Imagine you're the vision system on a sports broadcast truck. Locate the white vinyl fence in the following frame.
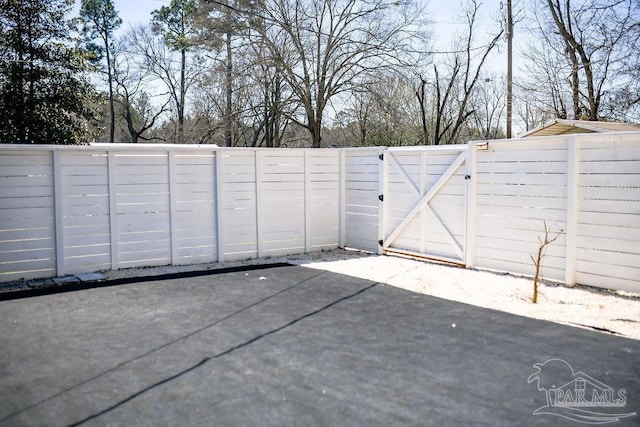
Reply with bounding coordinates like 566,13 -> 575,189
343,132 -> 639,293
1,132 -> 639,293
469,133 -> 640,292
0,145 -> 342,282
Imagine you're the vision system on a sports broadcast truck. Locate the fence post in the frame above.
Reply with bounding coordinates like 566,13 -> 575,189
339,149 -> 346,248
465,141 -> 478,269
304,150 -> 312,253
565,136 -> 579,286
108,151 -> 119,270
419,151 -> 427,254
214,148 -> 225,263
255,150 -> 264,258
377,147 -> 387,255
168,151 -> 178,265
53,150 -> 65,277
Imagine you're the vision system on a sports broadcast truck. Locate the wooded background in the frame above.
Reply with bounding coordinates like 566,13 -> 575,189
1,0 -> 639,147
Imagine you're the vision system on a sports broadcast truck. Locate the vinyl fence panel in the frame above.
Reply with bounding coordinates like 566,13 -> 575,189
170,151 -> 218,265
574,134 -> 640,291
474,138 -> 569,282
342,148 -> 382,253
0,151 -> 56,281
220,150 -> 259,260
61,151 -> 111,274
468,133 -> 640,292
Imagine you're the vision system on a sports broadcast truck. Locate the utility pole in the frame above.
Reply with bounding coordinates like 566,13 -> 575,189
506,0 -> 513,138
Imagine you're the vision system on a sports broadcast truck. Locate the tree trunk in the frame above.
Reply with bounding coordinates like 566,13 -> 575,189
224,7 -> 233,147
264,80 -> 272,147
310,119 -> 322,148
433,66 -> 443,145
569,47 -> 581,119
416,78 -> 429,145
105,34 -> 115,143
178,47 -> 186,143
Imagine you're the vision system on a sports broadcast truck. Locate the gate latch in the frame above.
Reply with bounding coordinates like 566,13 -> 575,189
378,194 -> 384,202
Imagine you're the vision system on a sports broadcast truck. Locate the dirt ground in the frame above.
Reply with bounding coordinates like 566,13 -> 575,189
293,250 -> 640,340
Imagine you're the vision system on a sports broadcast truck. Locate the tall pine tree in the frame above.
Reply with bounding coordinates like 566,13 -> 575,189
152,0 -> 198,144
0,0 -> 97,144
80,0 -> 121,143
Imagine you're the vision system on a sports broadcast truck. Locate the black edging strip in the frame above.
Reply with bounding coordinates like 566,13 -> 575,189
0,263 -> 293,302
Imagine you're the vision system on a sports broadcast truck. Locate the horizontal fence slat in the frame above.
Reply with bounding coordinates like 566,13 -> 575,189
575,272 -> 639,293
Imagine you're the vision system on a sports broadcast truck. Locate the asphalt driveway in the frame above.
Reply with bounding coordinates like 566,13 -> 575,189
0,264 -> 638,426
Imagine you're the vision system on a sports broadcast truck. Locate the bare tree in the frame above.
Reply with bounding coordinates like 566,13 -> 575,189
524,0 -> 640,121
518,39 -> 573,120
111,34 -> 171,143
196,1 -> 240,146
243,13 -> 297,147
416,0 -> 503,145
246,52 -> 295,147
130,24 -> 204,143
151,0 -> 201,142
80,0 -> 122,143
367,73 -> 422,146
512,83 -> 556,133
531,221 -> 563,304
330,71 -> 423,147
471,74 -> 506,139
336,90 -> 375,146
257,0 -> 427,147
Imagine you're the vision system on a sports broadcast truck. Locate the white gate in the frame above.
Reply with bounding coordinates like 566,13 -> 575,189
379,146 -> 469,265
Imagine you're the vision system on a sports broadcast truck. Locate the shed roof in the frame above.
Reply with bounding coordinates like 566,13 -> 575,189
520,119 -> 640,138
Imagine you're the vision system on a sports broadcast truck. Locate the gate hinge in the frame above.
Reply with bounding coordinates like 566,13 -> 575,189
378,194 -> 384,202
378,153 -> 384,161
378,239 -> 384,246
464,174 -> 471,180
